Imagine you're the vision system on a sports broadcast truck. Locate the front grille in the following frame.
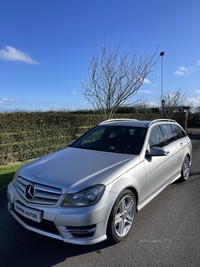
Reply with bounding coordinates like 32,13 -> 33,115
15,176 -> 62,206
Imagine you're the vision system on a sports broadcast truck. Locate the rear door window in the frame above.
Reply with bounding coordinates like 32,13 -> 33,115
171,124 -> 186,139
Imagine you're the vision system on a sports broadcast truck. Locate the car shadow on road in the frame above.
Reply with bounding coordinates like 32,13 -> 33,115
171,173 -> 200,186
25,232 -> 115,266
0,209 -> 117,267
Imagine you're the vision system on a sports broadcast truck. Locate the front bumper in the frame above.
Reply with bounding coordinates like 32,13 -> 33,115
7,182 -> 116,245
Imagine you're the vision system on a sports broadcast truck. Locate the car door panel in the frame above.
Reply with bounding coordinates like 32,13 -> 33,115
144,125 -> 173,200
144,150 -> 172,199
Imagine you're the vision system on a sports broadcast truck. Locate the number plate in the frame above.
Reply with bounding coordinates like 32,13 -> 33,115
14,201 -> 42,223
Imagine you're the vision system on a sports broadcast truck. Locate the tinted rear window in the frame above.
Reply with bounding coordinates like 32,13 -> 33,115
171,124 -> 187,139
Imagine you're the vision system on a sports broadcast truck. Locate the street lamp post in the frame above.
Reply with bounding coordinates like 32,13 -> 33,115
162,99 -> 166,118
160,51 -> 165,117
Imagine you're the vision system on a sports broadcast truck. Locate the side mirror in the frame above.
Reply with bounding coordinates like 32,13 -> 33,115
146,146 -> 167,157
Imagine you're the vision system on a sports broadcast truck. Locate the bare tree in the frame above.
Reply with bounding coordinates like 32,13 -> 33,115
192,106 -> 200,113
81,39 -> 159,119
163,88 -> 192,118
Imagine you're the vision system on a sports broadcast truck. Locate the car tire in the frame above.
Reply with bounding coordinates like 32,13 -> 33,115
107,189 -> 136,243
180,155 -> 190,182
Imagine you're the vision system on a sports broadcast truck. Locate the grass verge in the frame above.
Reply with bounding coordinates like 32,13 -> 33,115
0,162 -> 28,188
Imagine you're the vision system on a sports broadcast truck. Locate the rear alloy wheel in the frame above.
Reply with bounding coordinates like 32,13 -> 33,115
107,189 -> 136,243
180,155 -> 190,182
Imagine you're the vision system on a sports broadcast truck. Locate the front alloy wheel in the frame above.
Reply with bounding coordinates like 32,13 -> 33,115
107,189 -> 136,243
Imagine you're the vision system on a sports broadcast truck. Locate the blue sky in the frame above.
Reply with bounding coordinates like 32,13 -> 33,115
0,0 -> 200,112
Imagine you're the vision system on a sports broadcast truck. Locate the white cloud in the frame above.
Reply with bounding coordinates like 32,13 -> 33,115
174,70 -> 184,76
0,97 -> 15,104
143,78 -> 151,84
174,65 -> 191,76
71,91 -> 78,95
0,97 -> 25,105
147,101 -> 158,107
139,90 -> 154,94
0,46 -> 39,64
179,66 -> 188,72
139,78 -> 151,84
174,61 -> 200,76
186,90 -> 200,105
187,97 -> 200,104
152,83 -> 158,87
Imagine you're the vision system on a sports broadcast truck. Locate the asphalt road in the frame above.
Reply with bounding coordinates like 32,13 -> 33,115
1,135 -> 200,267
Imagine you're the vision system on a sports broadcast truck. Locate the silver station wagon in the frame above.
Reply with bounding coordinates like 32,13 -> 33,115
7,119 -> 192,245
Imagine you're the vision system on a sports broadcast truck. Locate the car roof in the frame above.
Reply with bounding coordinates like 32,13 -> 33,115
98,119 -> 177,128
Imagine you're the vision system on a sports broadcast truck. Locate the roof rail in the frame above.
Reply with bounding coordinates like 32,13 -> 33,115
99,118 -> 139,124
149,119 -> 177,126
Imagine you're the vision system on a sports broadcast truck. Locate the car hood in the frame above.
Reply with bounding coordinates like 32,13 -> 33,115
19,147 -> 139,194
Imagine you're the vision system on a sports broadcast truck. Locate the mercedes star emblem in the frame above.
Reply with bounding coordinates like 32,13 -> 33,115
25,184 -> 35,200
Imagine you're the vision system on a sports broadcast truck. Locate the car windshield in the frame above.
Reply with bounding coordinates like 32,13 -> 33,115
72,125 -> 147,155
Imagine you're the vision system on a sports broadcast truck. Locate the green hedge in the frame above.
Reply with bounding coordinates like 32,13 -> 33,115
0,111 -> 160,165
0,111 -> 103,165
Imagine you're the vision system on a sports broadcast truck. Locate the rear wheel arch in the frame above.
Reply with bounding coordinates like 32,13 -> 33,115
180,154 -> 191,182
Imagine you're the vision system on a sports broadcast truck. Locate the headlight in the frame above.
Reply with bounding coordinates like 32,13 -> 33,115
12,171 -> 19,188
61,185 -> 105,207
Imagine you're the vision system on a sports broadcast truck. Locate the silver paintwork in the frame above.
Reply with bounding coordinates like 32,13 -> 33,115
7,119 -> 192,245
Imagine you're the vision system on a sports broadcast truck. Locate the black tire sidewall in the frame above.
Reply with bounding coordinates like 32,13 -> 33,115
180,155 -> 190,182
107,189 -> 136,243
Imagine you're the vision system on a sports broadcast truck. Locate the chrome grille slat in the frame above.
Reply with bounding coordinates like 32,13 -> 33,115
34,185 -> 61,194
17,182 -> 26,192
15,176 -> 62,206
34,190 -> 60,200
17,187 -> 24,196
17,177 -> 29,186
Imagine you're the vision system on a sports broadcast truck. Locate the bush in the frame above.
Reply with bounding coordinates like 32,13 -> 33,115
0,111 -> 102,165
0,110 -> 160,165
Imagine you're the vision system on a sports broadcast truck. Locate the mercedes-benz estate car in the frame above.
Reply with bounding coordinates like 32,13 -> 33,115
7,119 -> 192,245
